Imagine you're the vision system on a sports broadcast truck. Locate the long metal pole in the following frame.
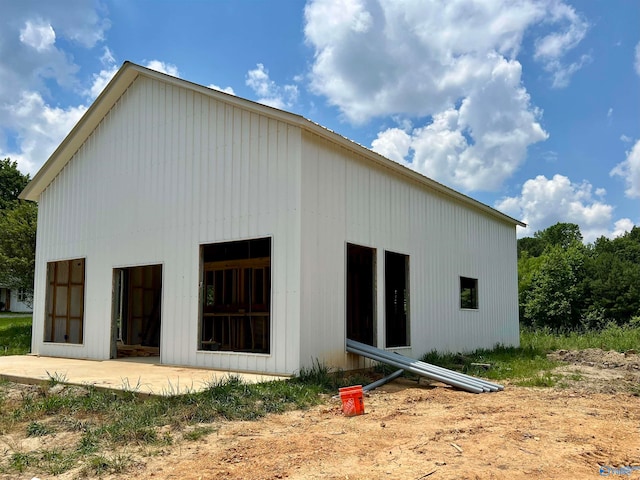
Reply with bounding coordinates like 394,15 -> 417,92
363,369 -> 404,392
348,339 -> 502,390
347,339 -> 501,393
347,342 -> 484,393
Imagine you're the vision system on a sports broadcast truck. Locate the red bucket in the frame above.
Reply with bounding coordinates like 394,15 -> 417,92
339,385 -> 365,416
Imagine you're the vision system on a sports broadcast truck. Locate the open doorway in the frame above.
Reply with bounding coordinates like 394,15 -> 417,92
385,251 -> 410,347
346,243 -> 376,346
111,264 -> 162,359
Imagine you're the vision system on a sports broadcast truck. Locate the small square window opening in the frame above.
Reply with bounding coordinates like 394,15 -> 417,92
460,277 -> 478,310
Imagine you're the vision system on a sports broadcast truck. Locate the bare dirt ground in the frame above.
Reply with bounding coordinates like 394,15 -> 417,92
4,349 -> 640,479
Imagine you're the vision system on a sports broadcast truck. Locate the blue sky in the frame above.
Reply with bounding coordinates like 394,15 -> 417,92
1,0 -> 638,241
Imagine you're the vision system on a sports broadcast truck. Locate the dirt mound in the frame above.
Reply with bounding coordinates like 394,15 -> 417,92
547,348 -> 640,394
548,348 -> 640,370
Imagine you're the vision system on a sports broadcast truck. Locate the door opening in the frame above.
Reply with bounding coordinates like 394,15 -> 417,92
385,251 -> 410,347
346,243 -> 376,346
111,264 -> 162,359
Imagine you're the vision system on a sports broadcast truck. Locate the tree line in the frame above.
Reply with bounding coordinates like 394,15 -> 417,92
0,158 -> 36,307
518,222 -> 640,330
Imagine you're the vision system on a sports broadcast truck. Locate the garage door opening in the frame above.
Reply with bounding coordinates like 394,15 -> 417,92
111,264 -> 162,359
346,243 -> 376,346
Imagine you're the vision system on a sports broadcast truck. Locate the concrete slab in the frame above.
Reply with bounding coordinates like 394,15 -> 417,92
0,355 -> 289,396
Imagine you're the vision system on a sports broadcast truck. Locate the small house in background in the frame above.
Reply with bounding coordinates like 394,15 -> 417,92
20,62 -> 522,375
0,286 -> 32,313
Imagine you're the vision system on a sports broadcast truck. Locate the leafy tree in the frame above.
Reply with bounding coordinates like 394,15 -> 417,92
0,158 -> 30,210
523,242 -> 587,330
517,251 -> 544,323
0,159 -> 36,305
517,236 -> 544,258
583,228 -> 640,326
0,202 -> 37,299
534,222 -> 583,250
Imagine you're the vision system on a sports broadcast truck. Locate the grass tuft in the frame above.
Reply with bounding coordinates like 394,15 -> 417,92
26,421 -> 53,437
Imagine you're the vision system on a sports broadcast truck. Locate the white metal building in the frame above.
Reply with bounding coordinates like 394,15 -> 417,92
0,286 -> 32,313
20,62 -> 522,375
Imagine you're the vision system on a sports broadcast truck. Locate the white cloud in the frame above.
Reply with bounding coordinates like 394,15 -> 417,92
612,218 -> 635,238
547,53 -> 591,89
0,3 -> 110,175
496,174 -> 630,242
303,0 -> 590,191
533,2 -> 590,87
208,84 -> 236,95
371,128 -> 412,164
19,19 -> 56,52
245,63 -> 299,109
607,107 -> 613,118
635,41 -> 640,76
0,91 -> 86,175
145,60 -> 180,77
86,47 -> 119,99
620,134 -> 633,143
372,56 -> 548,191
610,140 -> 640,199
533,2 -> 588,59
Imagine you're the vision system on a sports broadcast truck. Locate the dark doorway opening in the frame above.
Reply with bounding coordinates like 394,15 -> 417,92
346,243 -> 376,346
385,251 -> 410,348
111,264 -> 162,359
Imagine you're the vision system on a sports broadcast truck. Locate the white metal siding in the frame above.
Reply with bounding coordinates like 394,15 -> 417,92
32,77 -> 301,374
299,132 -> 519,370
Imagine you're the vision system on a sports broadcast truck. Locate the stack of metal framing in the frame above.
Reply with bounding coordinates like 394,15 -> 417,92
346,339 -> 503,394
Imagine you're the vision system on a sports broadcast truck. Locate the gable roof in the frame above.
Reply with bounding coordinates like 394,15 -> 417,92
20,61 -> 525,227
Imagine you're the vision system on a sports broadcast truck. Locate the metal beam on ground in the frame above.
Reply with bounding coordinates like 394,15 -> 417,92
346,339 -> 503,394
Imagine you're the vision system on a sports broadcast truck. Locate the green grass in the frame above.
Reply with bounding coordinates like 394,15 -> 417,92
0,314 -> 32,356
521,322 -> 640,352
421,323 -> 640,388
0,367 -> 358,477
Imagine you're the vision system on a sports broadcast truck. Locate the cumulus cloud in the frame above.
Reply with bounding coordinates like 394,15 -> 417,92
304,0 -> 587,191
610,140 -> 640,199
208,84 -> 236,95
245,63 -> 299,109
372,56 -> 548,190
20,19 -> 56,52
0,92 -> 87,175
86,47 -> 119,99
496,174 -> 632,242
612,218 -> 635,238
145,60 -> 180,77
0,1 -> 109,174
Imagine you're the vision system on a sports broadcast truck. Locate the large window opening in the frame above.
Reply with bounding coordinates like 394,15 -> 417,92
111,265 -> 162,359
385,251 -> 410,348
200,237 -> 271,353
460,276 -> 478,309
346,243 -> 376,346
45,258 -> 85,344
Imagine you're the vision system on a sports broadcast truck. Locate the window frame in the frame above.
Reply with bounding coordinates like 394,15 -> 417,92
44,258 -> 86,344
459,276 -> 478,310
199,237 -> 272,354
